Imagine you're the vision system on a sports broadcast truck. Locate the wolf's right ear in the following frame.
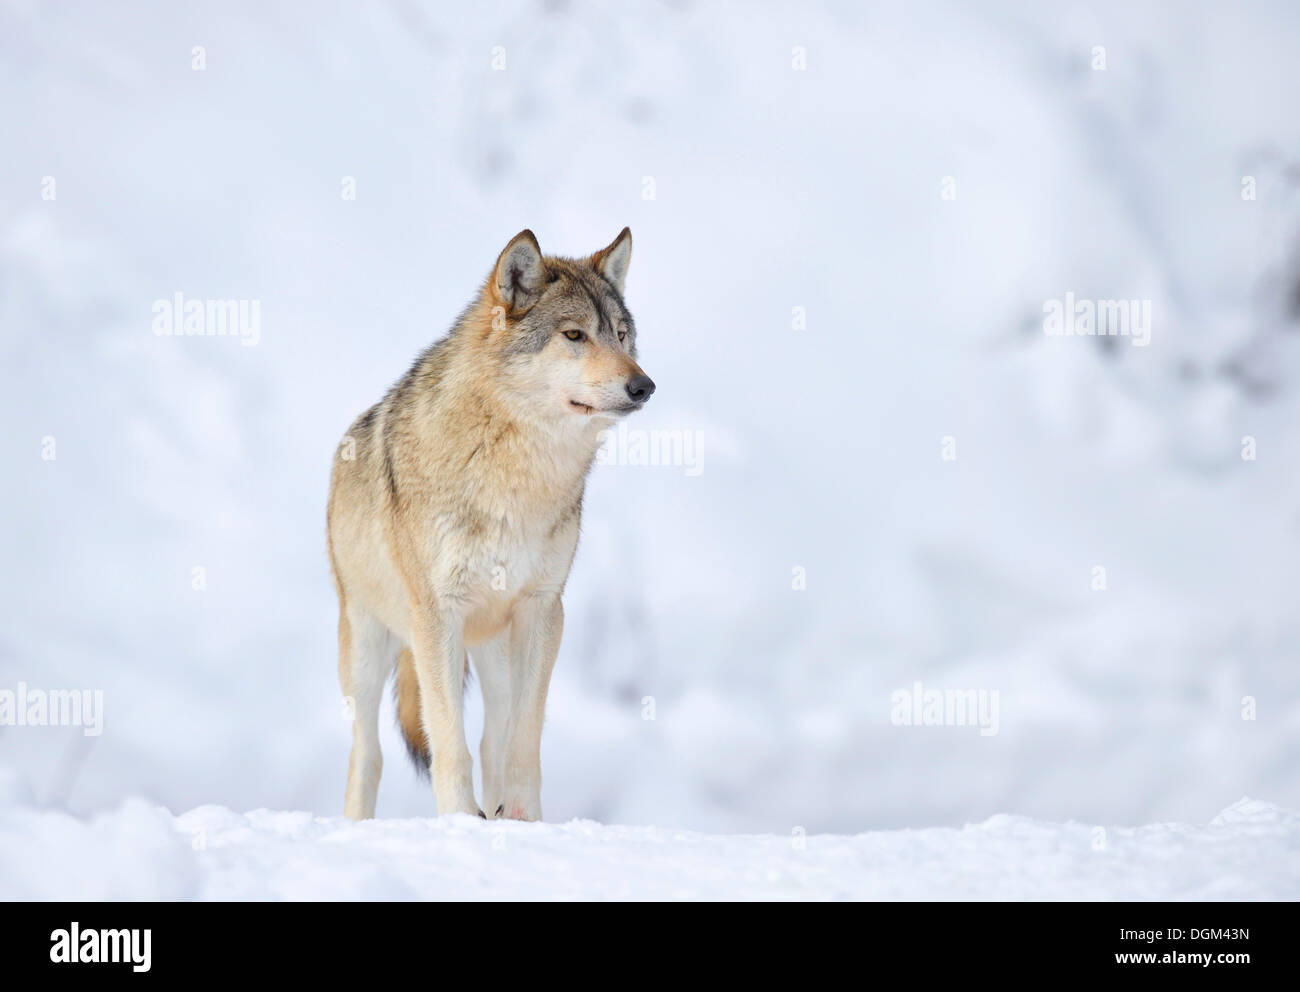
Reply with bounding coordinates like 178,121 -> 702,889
590,227 -> 632,294
493,230 -> 547,312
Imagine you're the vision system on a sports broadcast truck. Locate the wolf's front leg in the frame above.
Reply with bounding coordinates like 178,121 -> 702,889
411,605 -> 482,817
472,632 -> 513,819
499,593 -> 564,821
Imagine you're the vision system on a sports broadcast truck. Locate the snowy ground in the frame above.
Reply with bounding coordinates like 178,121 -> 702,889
2,790 -> 1295,901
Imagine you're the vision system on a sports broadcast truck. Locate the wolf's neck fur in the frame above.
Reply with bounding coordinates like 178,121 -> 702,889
395,295 -> 605,527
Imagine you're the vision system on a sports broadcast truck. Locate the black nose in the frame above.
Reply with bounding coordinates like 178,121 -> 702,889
626,374 -> 656,402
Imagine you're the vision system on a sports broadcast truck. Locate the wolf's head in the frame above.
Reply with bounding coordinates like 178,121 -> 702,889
481,228 -> 654,422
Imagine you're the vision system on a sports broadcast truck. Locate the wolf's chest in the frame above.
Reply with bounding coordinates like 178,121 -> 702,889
426,507 -> 574,643
468,526 -> 551,593
450,529 -> 553,645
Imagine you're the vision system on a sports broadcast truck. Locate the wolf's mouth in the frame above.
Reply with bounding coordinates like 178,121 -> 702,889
569,399 -> 644,416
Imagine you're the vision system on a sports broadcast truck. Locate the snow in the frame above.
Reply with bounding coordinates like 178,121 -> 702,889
2,0 -> 1300,897
2,792 -> 1294,900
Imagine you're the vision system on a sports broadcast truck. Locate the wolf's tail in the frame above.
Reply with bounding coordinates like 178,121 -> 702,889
394,647 -> 430,777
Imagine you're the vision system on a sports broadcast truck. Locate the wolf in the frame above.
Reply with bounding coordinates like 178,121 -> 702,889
327,228 -> 653,821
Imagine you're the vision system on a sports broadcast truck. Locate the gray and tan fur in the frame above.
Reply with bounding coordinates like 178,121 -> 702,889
327,228 -> 653,820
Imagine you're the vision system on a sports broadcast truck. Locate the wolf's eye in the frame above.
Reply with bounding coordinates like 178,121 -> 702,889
563,329 -> 585,342
617,331 -> 627,343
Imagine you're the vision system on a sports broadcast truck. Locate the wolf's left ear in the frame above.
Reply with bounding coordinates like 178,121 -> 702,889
494,229 -> 547,311
590,227 -> 632,294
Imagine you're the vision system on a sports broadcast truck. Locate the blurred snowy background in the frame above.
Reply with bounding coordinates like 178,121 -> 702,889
2,0 -> 1299,837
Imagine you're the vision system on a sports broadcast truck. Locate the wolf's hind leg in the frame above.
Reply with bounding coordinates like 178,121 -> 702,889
339,607 -> 395,820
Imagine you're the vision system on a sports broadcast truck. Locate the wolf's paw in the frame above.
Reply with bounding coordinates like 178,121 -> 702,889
495,801 -> 540,821
439,805 -> 485,819
434,791 -> 485,819
433,773 -> 483,819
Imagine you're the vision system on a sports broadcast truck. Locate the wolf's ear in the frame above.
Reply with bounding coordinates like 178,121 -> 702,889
590,227 -> 632,293
493,230 -> 547,311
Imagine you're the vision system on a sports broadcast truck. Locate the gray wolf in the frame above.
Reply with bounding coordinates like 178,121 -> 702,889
327,228 -> 653,820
